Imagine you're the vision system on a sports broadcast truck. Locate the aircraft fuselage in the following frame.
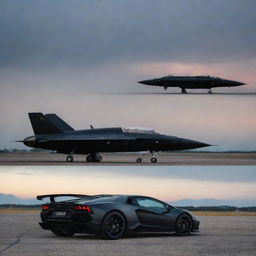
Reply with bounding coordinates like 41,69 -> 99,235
24,127 -> 209,154
138,75 -> 245,92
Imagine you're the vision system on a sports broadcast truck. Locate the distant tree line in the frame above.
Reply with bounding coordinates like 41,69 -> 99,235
0,204 -> 41,209
179,206 -> 256,212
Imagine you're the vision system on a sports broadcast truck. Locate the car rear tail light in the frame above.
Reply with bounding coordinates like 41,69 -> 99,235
42,205 -> 50,210
74,205 -> 92,213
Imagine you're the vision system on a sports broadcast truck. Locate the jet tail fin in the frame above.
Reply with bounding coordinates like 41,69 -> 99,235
45,114 -> 74,132
28,113 -> 63,135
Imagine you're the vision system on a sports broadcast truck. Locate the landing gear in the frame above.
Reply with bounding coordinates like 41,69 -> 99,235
150,151 -> 158,163
151,157 -> 157,163
66,155 -> 73,163
66,149 -> 75,163
208,89 -> 213,94
136,152 -> 158,163
164,85 -> 168,91
136,158 -> 142,163
86,153 -> 103,162
181,88 -> 187,94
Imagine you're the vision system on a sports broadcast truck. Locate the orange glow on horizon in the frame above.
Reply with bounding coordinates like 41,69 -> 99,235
0,167 -> 255,202
131,59 -> 256,83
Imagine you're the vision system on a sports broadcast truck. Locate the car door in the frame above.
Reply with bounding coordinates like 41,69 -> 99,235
132,197 -> 171,231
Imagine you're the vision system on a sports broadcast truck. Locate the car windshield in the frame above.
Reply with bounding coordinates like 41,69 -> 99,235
135,197 -> 167,213
122,127 -> 160,135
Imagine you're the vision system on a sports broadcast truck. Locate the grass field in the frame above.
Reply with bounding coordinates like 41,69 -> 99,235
0,209 -> 40,213
191,211 -> 256,216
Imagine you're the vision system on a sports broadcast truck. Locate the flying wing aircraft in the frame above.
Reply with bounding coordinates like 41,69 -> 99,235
20,113 -> 211,163
138,75 -> 245,94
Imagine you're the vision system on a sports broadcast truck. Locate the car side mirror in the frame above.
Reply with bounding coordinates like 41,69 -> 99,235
163,205 -> 171,214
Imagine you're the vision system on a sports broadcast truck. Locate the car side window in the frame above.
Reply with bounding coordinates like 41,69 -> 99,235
135,197 -> 167,213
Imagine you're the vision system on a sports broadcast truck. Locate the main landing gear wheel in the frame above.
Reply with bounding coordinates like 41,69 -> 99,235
136,158 -> 142,163
208,89 -> 213,94
100,211 -> 126,240
86,154 -> 103,162
175,213 -> 192,236
66,155 -> 73,162
151,157 -> 157,163
181,88 -> 187,94
51,229 -> 74,237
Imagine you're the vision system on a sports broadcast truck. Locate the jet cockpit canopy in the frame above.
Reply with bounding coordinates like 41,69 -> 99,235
122,127 -> 161,135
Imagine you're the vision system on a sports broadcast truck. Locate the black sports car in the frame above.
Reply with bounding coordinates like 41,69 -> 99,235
37,194 -> 200,240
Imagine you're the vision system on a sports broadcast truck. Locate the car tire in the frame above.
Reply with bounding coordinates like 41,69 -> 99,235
51,229 -> 74,237
100,211 -> 126,240
175,213 -> 192,236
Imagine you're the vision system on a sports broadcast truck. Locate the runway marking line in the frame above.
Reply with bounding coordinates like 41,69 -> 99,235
0,234 -> 23,255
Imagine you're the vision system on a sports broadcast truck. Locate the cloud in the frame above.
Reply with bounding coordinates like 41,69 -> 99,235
0,0 -> 255,150
1,166 -> 256,201
0,0 -> 256,69
132,59 -> 256,82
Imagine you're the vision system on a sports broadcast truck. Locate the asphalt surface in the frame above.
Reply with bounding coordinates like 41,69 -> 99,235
0,152 -> 256,165
0,213 -> 256,256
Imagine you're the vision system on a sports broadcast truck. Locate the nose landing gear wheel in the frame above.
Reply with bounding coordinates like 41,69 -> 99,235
151,157 -> 157,163
181,88 -> 187,94
66,155 -> 73,162
136,158 -> 142,163
86,154 -> 103,162
86,155 -> 93,162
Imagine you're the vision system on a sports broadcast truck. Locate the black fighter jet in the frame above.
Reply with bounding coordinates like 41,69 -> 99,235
138,75 -> 245,94
20,112 -> 210,163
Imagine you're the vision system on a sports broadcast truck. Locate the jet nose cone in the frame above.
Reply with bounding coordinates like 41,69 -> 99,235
237,81 -> 246,86
138,79 -> 157,85
193,141 -> 211,149
138,80 -> 150,85
181,139 -> 211,150
230,80 -> 246,86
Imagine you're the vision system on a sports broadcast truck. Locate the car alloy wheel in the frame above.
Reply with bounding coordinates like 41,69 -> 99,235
176,213 -> 192,236
101,211 -> 126,240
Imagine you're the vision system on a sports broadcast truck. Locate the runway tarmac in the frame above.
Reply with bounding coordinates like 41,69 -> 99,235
0,213 -> 255,256
0,152 -> 255,165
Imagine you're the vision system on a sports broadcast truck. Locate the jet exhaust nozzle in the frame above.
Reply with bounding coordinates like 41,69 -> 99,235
23,136 -> 37,147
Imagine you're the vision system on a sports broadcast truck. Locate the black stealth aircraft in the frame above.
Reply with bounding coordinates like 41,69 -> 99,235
20,113 -> 210,163
139,75 -> 245,94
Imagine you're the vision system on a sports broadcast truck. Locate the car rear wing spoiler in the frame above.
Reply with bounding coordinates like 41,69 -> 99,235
36,194 -> 92,202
